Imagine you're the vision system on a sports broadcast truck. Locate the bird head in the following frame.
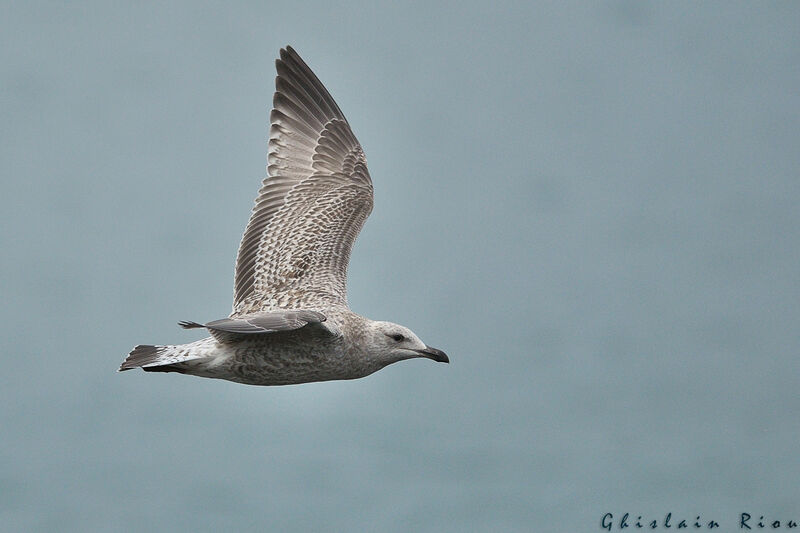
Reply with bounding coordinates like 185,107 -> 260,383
368,321 -> 449,365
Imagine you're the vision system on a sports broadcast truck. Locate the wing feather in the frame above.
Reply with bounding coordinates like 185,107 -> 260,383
180,310 -> 335,343
232,46 -> 373,316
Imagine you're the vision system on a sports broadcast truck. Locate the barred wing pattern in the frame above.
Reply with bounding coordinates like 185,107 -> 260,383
232,46 -> 373,316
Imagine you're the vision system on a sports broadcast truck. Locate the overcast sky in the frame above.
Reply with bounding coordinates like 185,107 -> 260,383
1,2 -> 799,531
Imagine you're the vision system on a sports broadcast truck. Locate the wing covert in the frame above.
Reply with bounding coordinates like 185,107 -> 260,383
179,310 -> 337,343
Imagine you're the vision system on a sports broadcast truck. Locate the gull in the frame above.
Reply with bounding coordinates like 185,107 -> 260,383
119,46 -> 449,385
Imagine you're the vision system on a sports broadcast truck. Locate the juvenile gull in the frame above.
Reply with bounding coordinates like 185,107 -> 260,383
119,46 -> 448,385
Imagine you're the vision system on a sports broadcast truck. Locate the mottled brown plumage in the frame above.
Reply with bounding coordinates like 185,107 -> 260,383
120,46 -> 447,385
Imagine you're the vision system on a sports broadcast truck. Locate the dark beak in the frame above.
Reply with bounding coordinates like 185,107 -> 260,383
417,345 -> 449,363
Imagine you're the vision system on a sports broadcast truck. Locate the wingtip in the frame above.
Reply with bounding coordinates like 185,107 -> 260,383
280,45 -> 307,69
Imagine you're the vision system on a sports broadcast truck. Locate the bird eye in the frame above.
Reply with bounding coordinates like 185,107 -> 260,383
391,334 -> 404,342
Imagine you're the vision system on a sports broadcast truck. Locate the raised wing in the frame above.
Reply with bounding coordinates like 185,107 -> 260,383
232,46 -> 373,316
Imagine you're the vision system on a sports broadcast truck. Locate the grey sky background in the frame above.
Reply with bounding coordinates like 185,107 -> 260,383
1,1 -> 799,531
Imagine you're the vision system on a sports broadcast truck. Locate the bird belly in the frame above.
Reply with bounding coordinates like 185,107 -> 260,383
187,339 -> 372,386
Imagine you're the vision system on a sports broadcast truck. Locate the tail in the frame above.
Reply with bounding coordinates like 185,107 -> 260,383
119,345 -> 188,373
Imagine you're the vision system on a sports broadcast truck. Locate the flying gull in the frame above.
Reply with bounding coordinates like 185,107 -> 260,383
119,46 -> 449,385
